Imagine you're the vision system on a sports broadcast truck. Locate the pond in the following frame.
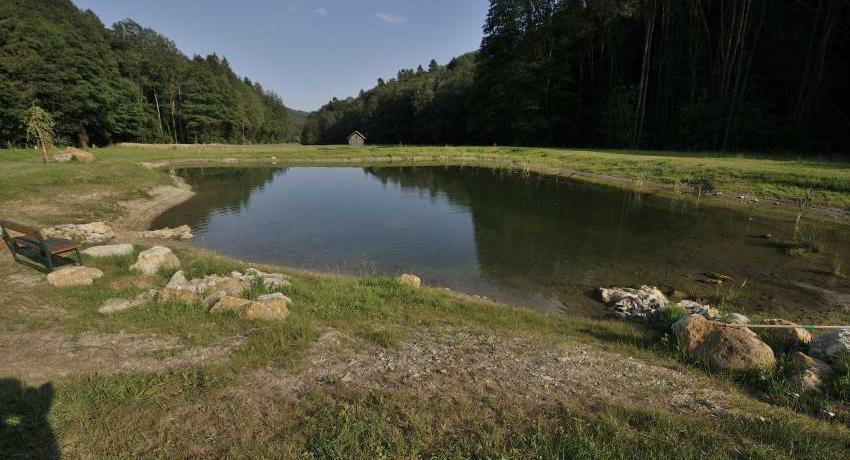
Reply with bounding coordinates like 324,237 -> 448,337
152,166 -> 850,321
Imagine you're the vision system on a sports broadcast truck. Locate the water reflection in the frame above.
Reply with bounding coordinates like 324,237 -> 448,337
152,166 -> 850,320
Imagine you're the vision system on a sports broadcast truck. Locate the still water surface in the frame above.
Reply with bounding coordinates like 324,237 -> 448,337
152,166 -> 850,320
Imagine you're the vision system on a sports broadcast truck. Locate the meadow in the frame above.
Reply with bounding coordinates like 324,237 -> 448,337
1,144 -> 850,458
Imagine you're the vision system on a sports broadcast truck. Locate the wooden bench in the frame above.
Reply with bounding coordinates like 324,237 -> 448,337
0,220 -> 82,272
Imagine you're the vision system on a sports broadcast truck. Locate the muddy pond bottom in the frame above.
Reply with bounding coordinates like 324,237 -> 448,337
152,166 -> 850,321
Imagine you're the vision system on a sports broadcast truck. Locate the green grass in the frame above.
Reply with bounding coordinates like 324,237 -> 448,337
29,373 -> 849,459
3,144 -> 850,457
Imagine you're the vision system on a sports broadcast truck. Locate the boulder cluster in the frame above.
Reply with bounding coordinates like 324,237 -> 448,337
101,249 -> 292,321
41,221 -> 195,245
42,240 -> 292,323
42,221 -> 115,244
600,284 -> 850,393
599,285 -> 718,319
141,225 -> 194,240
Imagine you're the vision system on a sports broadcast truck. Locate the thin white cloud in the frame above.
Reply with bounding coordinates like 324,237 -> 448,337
315,8 -> 328,17
377,12 -> 406,24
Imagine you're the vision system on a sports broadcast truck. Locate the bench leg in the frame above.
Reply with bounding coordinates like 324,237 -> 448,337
43,247 -> 54,273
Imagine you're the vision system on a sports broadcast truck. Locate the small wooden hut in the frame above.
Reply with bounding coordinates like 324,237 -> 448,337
348,131 -> 366,148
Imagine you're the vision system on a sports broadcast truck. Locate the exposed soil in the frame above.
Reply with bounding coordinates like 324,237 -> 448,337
233,327 -> 745,418
0,330 -> 243,385
115,174 -> 195,231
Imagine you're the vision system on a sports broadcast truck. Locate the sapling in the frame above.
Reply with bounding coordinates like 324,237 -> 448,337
25,104 -> 56,164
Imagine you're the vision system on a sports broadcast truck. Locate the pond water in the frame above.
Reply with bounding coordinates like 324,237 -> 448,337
152,166 -> 850,321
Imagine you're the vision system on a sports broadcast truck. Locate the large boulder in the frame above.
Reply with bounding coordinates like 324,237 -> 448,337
158,288 -> 200,305
82,244 -> 134,258
693,326 -> 776,372
52,147 -> 94,163
672,314 -> 715,353
399,273 -> 422,288
243,299 -> 289,321
42,222 -> 114,244
790,352 -> 833,393
167,270 -> 250,296
673,314 -> 775,372
759,319 -> 811,351
599,285 -> 669,319
130,246 -> 180,275
209,295 -> 290,321
810,329 -> 850,363
142,225 -> 194,240
46,266 -> 104,287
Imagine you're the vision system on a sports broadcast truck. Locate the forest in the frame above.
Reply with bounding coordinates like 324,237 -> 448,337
304,0 -> 850,154
0,0 -> 294,147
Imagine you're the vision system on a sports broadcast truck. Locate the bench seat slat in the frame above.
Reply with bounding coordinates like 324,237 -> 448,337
14,236 -> 80,255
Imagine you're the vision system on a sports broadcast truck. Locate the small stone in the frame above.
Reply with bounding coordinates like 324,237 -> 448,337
46,266 -> 104,288
705,272 -> 734,282
130,246 -> 181,275
98,298 -> 132,314
82,244 -> 134,258
399,273 -> 422,287
166,270 -> 189,290
262,276 -> 291,290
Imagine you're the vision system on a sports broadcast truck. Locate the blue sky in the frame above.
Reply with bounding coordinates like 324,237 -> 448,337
71,0 -> 489,111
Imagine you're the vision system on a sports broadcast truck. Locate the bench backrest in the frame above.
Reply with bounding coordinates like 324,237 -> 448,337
0,220 -> 41,239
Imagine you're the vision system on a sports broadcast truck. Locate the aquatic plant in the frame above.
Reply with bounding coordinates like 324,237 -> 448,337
833,251 -> 845,278
794,188 -> 816,238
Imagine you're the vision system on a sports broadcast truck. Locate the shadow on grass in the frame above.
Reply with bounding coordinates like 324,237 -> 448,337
0,379 -> 59,459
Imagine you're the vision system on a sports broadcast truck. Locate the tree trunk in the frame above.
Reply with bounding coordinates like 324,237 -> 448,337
153,90 -> 165,139
632,0 -> 658,148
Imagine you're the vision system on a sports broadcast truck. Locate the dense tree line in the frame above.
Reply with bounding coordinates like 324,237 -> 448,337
301,54 -> 477,145
304,0 -> 850,154
0,0 -> 293,147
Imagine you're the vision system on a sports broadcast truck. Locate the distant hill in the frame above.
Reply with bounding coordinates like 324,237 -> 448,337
0,0 -> 292,147
302,1 -> 850,154
286,108 -> 310,142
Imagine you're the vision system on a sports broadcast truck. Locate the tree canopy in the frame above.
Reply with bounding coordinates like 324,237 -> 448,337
304,0 -> 850,154
0,0 -> 294,147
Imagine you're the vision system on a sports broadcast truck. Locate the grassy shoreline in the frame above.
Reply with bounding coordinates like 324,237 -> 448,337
2,144 -> 849,226
2,144 -> 850,458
